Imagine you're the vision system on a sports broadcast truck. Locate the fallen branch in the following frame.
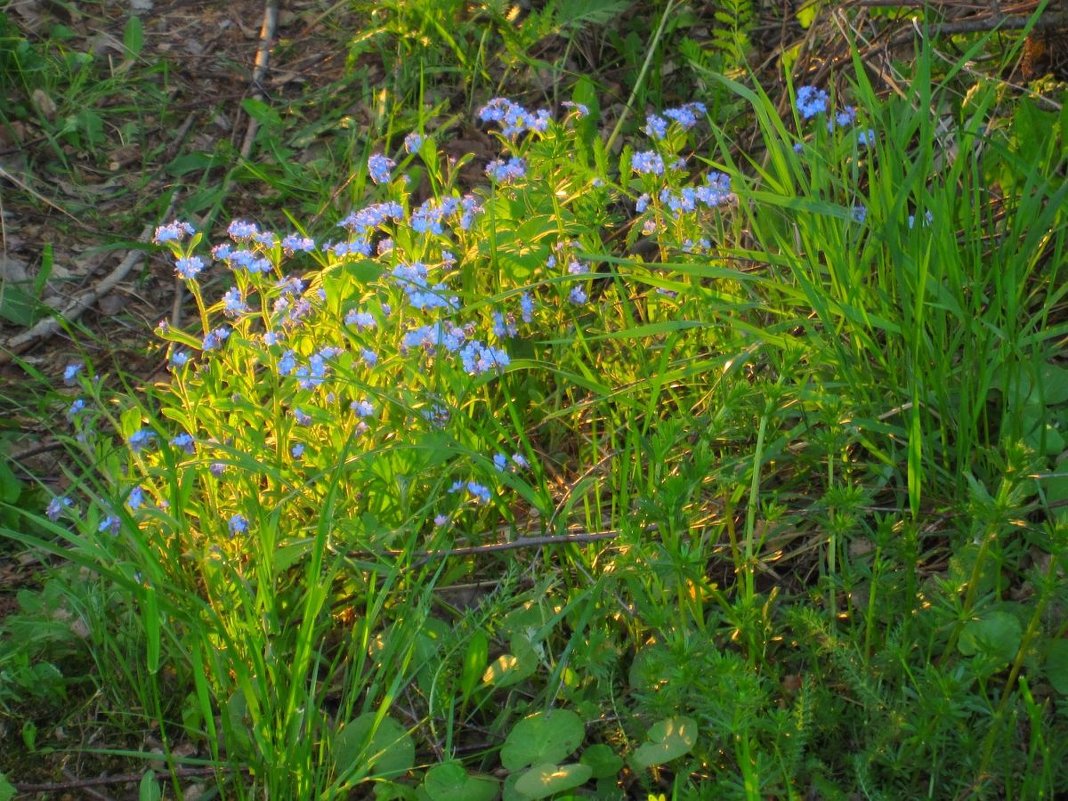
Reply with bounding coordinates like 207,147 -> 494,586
240,0 -> 280,162
13,766 -> 230,794
407,530 -> 621,560
0,164 -> 97,231
891,8 -> 1066,42
171,0 -> 279,328
343,528 -> 627,565
0,118 -> 199,365
0,219 -> 165,365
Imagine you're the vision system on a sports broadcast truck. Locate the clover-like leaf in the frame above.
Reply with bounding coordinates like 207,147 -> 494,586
500,710 -> 585,771
483,637 -> 538,688
958,610 -> 1022,666
513,763 -> 592,800
631,717 -> 698,770
1038,363 -> 1068,405
333,713 -> 414,779
1044,638 -> 1068,695
579,744 -> 624,779
420,761 -> 498,801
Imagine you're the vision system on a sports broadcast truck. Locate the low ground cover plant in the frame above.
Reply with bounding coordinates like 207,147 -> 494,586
2,34 -> 1066,801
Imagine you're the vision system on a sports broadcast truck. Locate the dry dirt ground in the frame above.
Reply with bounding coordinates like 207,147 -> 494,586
1,0 -> 365,373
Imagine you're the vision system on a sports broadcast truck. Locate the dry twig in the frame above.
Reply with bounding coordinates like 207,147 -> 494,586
0,204 -> 173,365
170,0 -> 280,328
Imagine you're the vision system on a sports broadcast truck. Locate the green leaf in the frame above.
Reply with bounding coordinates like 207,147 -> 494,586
513,763 -> 592,799
553,0 -> 633,30
223,693 -> 254,759
483,637 -> 538,688
77,108 -> 104,147
0,459 -> 22,505
120,407 -> 144,440
571,76 -> 599,148
21,720 -> 37,751
0,282 -> 45,327
138,771 -> 161,801
461,629 -> 488,703
0,772 -> 15,801
421,762 -> 499,801
1041,472 -> 1068,523
34,244 -> 53,297
166,152 -> 216,177
795,0 -> 820,29
123,15 -> 144,57
241,97 -> 281,127
500,710 -> 585,771
333,713 -> 415,780
579,744 -> 623,779
631,717 -> 698,770
143,583 -> 160,674
1044,639 -> 1068,695
1038,363 -> 1068,405
958,610 -> 1023,666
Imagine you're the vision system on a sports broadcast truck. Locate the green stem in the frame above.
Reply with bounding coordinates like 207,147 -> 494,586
975,549 -> 1060,781
940,476 -> 1013,663
744,408 -> 768,604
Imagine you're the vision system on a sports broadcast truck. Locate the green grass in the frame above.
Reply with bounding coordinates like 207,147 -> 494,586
2,2 -> 1067,800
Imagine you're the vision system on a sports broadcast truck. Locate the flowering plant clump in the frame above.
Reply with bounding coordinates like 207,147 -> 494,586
49,96 -> 755,573
50,77 -> 1028,797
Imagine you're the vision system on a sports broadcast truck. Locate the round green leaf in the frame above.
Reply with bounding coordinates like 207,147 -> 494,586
1044,639 -> 1068,695
579,744 -> 624,779
631,717 -> 698,770
513,763 -> 593,800
500,710 -> 585,771
421,761 -> 499,801
483,638 -> 538,688
334,713 -> 414,779
1039,363 -> 1068,405
958,610 -> 1023,666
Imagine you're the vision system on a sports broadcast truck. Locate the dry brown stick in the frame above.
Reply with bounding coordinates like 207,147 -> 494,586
0,198 -> 175,365
240,0 -> 280,162
13,766 -> 229,794
0,165 -> 98,231
851,0 -> 998,7
0,108 -> 195,363
11,437 -> 65,461
171,0 -> 279,329
401,529 -> 623,559
890,9 -> 1066,42
61,768 -> 118,801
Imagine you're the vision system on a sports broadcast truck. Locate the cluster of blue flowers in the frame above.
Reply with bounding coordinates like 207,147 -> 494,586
449,480 -> 492,505
796,86 -> 829,120
367,153 -> 395,185
794,85 -> 874,145
392,261 -> 459,312
63,95 -> 759,542
632,151 -> 666,176
486,157 -> 527,183
63,362 -> 84,385
642,102 -> 707,139
153,220 -> 195,244
477,98 -> 551,138
623,102 -> 736,249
